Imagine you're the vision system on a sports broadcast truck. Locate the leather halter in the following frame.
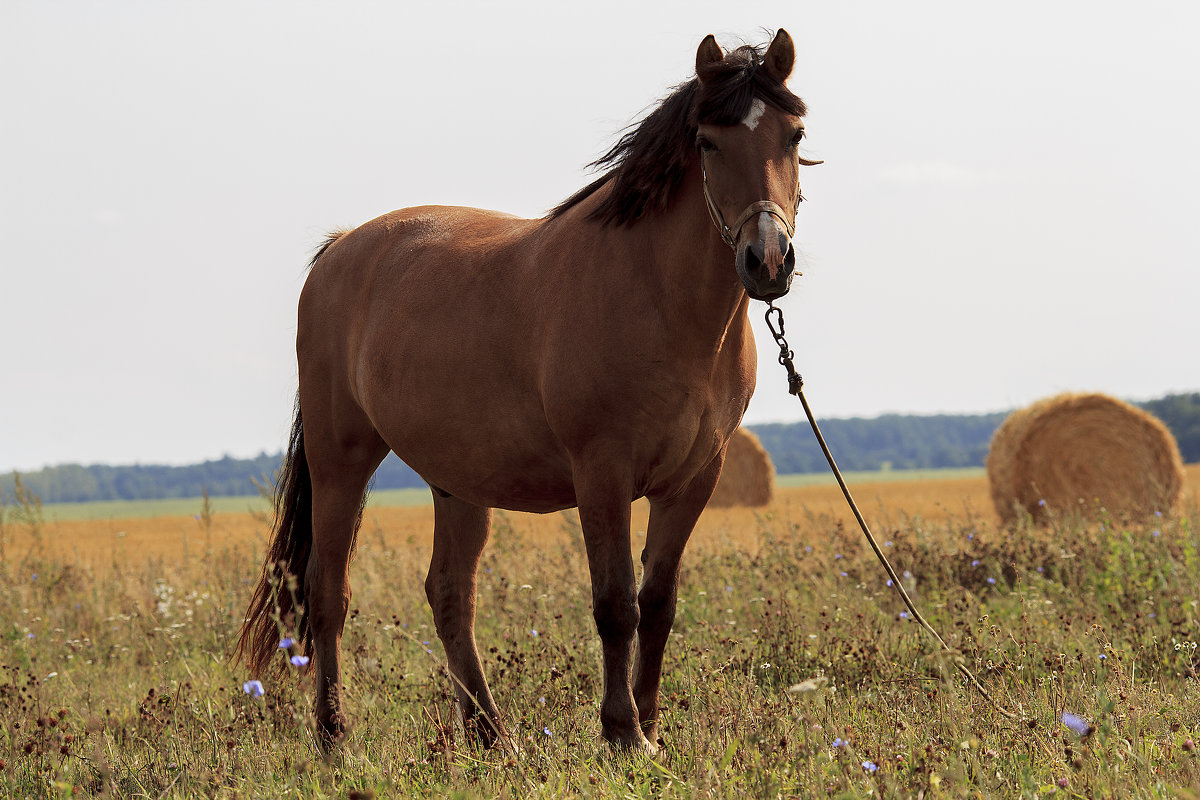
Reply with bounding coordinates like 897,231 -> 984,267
701,156 -> 798,250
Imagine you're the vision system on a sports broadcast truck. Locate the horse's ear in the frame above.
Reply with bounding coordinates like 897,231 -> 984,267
763,29 -> 795,83
696,34 -> 724,80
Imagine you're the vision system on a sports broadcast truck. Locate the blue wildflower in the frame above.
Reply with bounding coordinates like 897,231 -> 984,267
840,571 -> 848,577
899,612 -> 909,619
531,629 -> 539,638
862,760 -> 878,773
242,680 -> 264,697
987,577 -> 996,584
543,727 -> 552,737
886,579 -> 893,587
832,737 -> 844,748
972,560 -> 980,567
290,655 -> 310,667
278,637 -> 295,649
1061,712 -> 1092,736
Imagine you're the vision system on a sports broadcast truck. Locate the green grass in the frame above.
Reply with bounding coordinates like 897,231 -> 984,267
39,469 -> 985,521
1,494 -> 1198,797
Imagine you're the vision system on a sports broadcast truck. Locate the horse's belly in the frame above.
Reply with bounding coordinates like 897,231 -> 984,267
375,409 -> 578,513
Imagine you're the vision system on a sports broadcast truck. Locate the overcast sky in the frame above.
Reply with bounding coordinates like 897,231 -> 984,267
2,1 -> 1197,472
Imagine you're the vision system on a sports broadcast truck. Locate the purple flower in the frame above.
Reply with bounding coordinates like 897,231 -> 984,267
242,680 -> 264,697
290,655 -> 310,667
832,737 -> 844,748
971,560 -> 980,567
1061,712 -> 1091,736
543,727 -> 552,737
840,571 -> 848,577
987,577 -> 996,584
862,760 -> 878,773
531,629 -> 539,638
278,637 -> 295,649
899,612 -> 909,619
886,579 -> 893,587
1037,499 -> 1046,507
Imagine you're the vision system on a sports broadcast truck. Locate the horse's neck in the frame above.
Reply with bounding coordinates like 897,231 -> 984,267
636,167 -> 752,344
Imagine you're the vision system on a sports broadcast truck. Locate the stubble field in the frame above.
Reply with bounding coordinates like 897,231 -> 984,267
2,466 -> 1198,798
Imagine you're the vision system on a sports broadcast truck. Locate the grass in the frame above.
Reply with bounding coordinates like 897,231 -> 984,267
1,480 -> 1198,798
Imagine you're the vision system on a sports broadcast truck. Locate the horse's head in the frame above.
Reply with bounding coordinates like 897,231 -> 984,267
694,30 -> 820,301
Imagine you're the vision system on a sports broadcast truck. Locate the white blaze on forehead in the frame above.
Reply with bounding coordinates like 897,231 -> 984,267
742,97 -> 767,130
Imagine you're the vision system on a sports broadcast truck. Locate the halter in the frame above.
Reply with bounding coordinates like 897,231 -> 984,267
701,155 -> 799,250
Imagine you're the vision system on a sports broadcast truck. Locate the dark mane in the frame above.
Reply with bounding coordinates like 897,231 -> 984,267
550,38 -> 808,226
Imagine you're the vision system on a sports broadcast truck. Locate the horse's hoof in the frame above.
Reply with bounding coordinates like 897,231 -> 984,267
316,715 -> 349,753
604,729 -> 658,757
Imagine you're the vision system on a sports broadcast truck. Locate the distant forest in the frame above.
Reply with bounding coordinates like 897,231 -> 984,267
5,392 -> 1198,505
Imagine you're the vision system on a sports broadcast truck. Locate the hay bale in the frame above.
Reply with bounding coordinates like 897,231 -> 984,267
710,428 -> 775,507
986,392 -> 1184,522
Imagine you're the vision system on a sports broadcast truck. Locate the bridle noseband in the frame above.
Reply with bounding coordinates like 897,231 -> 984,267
701,156 -> 800,250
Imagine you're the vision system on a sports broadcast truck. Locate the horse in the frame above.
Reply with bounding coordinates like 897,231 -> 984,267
236,29 -> 820,754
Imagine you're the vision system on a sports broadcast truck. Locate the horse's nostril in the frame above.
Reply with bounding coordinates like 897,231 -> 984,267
746,242 -> 765,273
783,242 -> 795,272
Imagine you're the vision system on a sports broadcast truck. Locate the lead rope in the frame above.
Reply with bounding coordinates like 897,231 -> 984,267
762,301 -> 1018,720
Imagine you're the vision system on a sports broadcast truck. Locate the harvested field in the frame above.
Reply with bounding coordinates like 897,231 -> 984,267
19,465 -> 1200,567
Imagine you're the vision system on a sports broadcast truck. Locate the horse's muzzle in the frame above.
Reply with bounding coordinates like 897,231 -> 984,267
736,230 -> 796,301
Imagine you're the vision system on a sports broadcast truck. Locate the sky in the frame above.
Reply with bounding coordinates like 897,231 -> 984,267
2,1 -> 1197,472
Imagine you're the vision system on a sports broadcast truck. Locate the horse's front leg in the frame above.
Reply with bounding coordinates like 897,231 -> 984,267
634,453 -> 724,744
576,465 -> 651,752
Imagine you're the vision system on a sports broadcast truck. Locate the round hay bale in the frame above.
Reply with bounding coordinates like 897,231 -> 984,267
986,392 -> 1184,523
710,428 -> 775,507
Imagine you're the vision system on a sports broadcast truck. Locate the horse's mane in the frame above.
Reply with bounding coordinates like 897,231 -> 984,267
550,39 -> 808,226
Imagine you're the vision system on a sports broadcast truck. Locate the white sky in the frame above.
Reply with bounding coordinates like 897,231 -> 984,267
2,1 -> 1197,472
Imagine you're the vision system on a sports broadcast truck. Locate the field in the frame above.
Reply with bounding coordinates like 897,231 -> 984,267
2,467 -> 1199,798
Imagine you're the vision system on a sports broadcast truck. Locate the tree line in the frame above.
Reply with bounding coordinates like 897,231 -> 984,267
5,393 -> 1197,505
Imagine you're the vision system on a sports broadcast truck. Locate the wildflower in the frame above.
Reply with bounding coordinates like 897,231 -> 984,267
886,579 -> 893,587
899,612 -> 909,619
531,629 -> 539,638
1057,777 -> 1069,788
725,585 -> 733,593
538,696 -> 546,705
1099,654 -> 1107,660
1061,712 -> 1092,737
805,545 -> 813,552
884,541 -> 892,547
862,760 -> 878,773
290,655 -> 310,667
242,680 -> 265,697
971,560 -> 980,567
26,633 -> 34,639
835,553 -> 843,560
278,637 -> 295,649
543,727 -> 552,737
832,738 -> 844,748
1037,566 -> 1044,573
1037,499 -> 1046,507
1155,510 -> 1163,517
840,571 -> 848,577
987,577 -> 996,585
1152,530 -> 1161,537
967,533 -> 974,541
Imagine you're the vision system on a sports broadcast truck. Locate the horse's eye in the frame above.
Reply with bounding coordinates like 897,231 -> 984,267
789,130 -> 806,148
696,136 -> 717,153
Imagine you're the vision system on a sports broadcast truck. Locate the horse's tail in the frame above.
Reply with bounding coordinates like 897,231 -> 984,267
234,398 -> 313,676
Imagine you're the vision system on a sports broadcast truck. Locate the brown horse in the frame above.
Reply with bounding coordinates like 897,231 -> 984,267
237,29 -> 819,753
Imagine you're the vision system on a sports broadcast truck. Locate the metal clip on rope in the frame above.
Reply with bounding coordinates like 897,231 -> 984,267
762,301 -> 1018,720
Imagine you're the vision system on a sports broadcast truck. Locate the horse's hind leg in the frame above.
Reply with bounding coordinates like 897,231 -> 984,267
303,417 -> 388,748
634,452 -> 724,744
426,494 -> 504,747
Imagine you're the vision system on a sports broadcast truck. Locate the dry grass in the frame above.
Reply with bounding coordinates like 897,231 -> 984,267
25,465 -> 1198,568
2,466 -> 1199,797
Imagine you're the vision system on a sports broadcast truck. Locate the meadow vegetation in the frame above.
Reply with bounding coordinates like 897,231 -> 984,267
1,476 -> 1198,798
